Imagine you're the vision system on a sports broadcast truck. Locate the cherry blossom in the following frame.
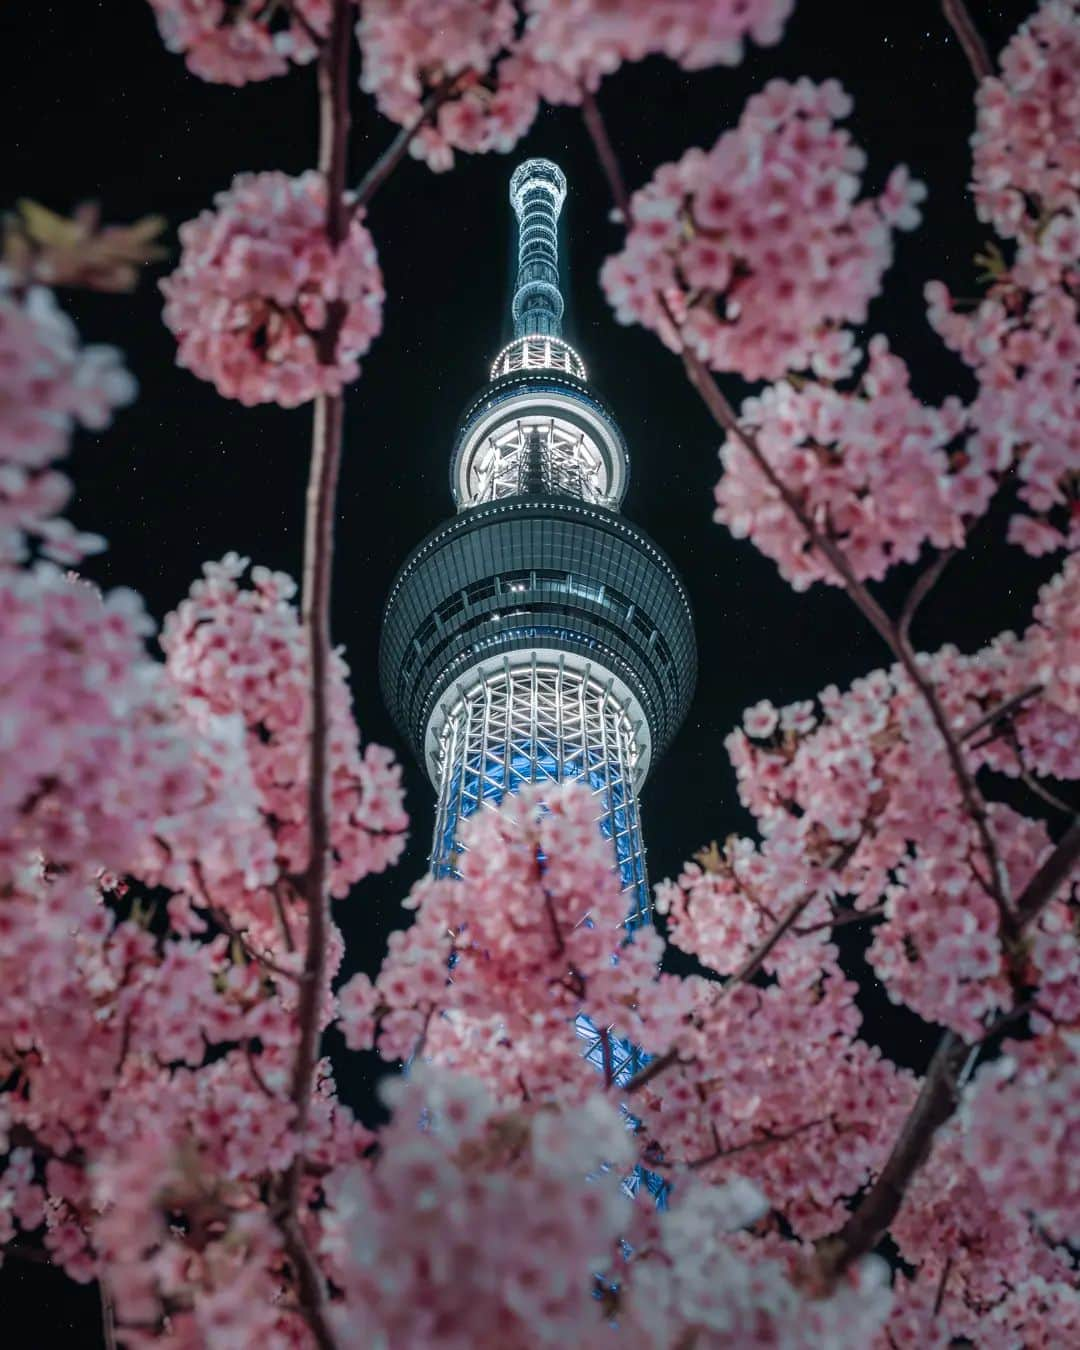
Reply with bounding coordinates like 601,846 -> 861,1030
622,1181 -> 893,1348
162,554 -> 407,907
521,0 -> 794,99
714,338 -> 973,590
355,1 -> 794,172
147,0 -> 330,86
341,783 -> 662,1103
320,1067 -> 636,1348
924,0 -> 1079,558
161,171 -> 384,406
0,282 -> 133,563
601,80 -> 925,380
2,1 -> 1079,1344
963,1031 -> 1079,1244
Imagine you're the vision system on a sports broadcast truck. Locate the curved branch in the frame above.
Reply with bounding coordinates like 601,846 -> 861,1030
817,816 -> 1079,1281
942,0 -> 994,81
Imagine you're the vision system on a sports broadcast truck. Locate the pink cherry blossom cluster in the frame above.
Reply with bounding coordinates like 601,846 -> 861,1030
0,282 -> 134,563
621,1181 -> 894,1349
1028,551 -> 1080,716
601,80 -> 925,381
522,0 -> 794,98
963,1031 -> 1079,1244
630,962 -> 914,1239
321,1066 -> 635,1346
356,0 -> 539,173
970,0 -> 1080,243
722,601 -> 1080,1035
924,0 -> 1079,557
890,1120 -> 1079,1343
713,337 -> 974,589
0,565 -> 261,881
146,0 -> 330,86
355,1 -> 794,172
161,554 -> 407,924
161,171 -> 384,406
338,783 -> 664,1102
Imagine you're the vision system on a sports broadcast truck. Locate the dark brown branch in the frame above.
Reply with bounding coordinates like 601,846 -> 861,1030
932,1253 -> 954,1318
958,684 -> 1042,743
729,888 -> 817,984
581,88 -> 632,224
246,1042 -> 277,1099
624,1047 -> 679,1095
794,902 -> 888,938
681,347 -> 899,651
353,78 -> 457,214
1015,816 -> 1080,926
942,0 -> 994,81
100,1278 -> 118,1350
190,862 -> 302,983
817,816 -> 1080,1282
686,1116 -> 827,1171
599,1028 -> 614,1090
681,347 -> 1015,936
816,1031 -> 967,1282
899,548 -> 957,644
273,5 -> 352,1349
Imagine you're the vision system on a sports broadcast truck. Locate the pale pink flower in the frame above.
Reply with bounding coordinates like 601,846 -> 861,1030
161,171 -> 384,406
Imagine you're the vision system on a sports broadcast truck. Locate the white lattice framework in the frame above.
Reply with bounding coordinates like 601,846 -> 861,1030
464,415 -> 612,506
431,659 -> 648,924
490,335 -> 587,381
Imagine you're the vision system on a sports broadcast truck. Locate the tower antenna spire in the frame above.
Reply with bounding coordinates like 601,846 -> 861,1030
509,158 -> 567,340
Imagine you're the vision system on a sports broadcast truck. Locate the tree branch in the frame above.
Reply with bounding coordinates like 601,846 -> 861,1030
686,1115 -> 827,1171
942,0 -> 994,81
816,815 -> 1080,1282
958,684 -> 1042,743
353,78 -> 457,213
581,88 -> 632,224
899,548 -> 957,645
273,4 -> 352,1347
1015,815 -> 1080,927
680,346 -> 1016,937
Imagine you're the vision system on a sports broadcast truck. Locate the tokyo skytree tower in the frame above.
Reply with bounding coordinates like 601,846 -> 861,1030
380,160 -> 696,1058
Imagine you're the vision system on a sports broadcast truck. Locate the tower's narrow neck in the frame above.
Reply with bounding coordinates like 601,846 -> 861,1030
510,158 -> 567,340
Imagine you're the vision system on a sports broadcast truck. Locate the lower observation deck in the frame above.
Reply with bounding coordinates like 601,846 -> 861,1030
379,497 -> 696,787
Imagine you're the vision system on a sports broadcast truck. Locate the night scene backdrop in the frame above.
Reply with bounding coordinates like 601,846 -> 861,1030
2,0 -> 1054,1341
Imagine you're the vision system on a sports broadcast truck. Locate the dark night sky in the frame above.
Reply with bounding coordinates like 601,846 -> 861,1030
1,0 -> 1057,1341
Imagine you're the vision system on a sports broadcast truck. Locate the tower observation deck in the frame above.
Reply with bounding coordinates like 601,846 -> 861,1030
380,159 -> 696,932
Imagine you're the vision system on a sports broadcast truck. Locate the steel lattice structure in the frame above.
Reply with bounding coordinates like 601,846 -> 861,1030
380,162 -> 697,1140
432,658 -> 649,919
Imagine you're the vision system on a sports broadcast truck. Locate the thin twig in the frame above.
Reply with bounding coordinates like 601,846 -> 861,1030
600,1028 -> 614,1090
1005,729 -> 1077,816
1015,816 -> 1080,927
246,1042 -> 277,1099
274,5 -> 352,1348
932,1253 -> 954,1318
817,816 -> 1080,1282
899,548 -> 957,645
581,88 -> 632,224
353,78 -> 458,214
686,1116 -> 827,1171
190,862 -> 302,983
681,346 -> 1015,936
958,684 -> 1042,743
794,903 -> 888,938
99,1278 -> 118,1350
625,1047 -> 679,1095
942,0 -> 994,80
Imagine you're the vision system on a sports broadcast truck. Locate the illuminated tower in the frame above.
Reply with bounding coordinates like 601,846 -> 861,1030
380,157 -> 696,966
